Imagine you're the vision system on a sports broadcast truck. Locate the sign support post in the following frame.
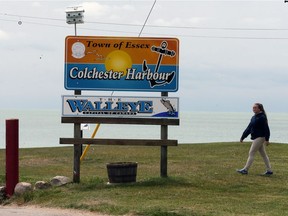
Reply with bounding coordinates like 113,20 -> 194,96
72,23 -> 82,183
66,5 -> 84,183
73,90 -> 81,183
72,25 -> 81,182
160,92 -> 168,177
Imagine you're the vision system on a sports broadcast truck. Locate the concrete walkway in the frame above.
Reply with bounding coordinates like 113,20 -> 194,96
0,206 -> 106,216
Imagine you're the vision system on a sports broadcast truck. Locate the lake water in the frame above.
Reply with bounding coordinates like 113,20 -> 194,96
0,109 -> 287,149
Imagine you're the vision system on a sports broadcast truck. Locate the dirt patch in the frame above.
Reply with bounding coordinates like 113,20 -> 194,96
0,205 -> 109,216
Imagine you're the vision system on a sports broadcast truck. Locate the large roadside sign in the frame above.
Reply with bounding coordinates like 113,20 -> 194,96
62,95 -> 179,118
64,36 -> 179,92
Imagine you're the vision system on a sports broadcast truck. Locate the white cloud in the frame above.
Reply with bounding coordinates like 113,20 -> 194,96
188,17 -> 209,25
82,2 -> 110,17
31,2 -> 41,8
152,17 -> 187,26
0,29 -> 9,40
82,2 -> 135,20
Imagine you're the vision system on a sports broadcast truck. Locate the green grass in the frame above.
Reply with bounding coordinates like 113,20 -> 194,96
1,142 -> 288,215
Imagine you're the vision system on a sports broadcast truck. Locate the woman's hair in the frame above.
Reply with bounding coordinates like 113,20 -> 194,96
255,103 -> 268,119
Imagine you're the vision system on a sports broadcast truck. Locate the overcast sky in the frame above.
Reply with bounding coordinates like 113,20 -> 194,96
1,0 -> 288,112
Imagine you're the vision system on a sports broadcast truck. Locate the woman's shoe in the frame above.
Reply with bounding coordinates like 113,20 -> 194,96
237,169 -> 248,175
262,170 -> 273,176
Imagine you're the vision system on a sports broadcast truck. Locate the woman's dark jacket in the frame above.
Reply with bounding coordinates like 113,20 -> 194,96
241,112 -> 270,141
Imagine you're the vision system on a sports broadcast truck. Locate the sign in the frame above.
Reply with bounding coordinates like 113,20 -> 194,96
64,36 -> 179,92
62,95 -> 179,118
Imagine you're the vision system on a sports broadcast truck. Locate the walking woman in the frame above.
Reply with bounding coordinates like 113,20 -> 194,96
237,103 -> 273,175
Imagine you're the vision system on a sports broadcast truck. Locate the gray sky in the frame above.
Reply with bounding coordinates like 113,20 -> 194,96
1,0 -> 288,112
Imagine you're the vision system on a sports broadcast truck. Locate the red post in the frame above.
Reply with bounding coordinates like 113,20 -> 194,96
6,119 -> 19,197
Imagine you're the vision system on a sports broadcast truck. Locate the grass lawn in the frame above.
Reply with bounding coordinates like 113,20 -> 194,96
1,142 -> 288,216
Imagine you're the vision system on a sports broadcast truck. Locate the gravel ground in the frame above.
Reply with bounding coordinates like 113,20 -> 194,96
0,206 -> 107,216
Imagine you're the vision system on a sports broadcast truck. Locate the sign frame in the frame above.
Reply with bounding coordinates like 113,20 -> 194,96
62,95 -> 179,119
64,36 -> 179,92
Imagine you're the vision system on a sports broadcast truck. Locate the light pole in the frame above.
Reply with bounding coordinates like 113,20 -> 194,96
66,6 -> 84,95
65,6 -> 84,183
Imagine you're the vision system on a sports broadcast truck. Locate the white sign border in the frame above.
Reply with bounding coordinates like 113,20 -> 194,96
62,95 -> 179,119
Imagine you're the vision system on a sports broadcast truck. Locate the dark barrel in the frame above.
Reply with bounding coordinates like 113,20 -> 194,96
106,162 -> 138,183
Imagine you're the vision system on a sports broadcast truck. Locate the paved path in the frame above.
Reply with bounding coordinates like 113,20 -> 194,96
0,206 -> 106,216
